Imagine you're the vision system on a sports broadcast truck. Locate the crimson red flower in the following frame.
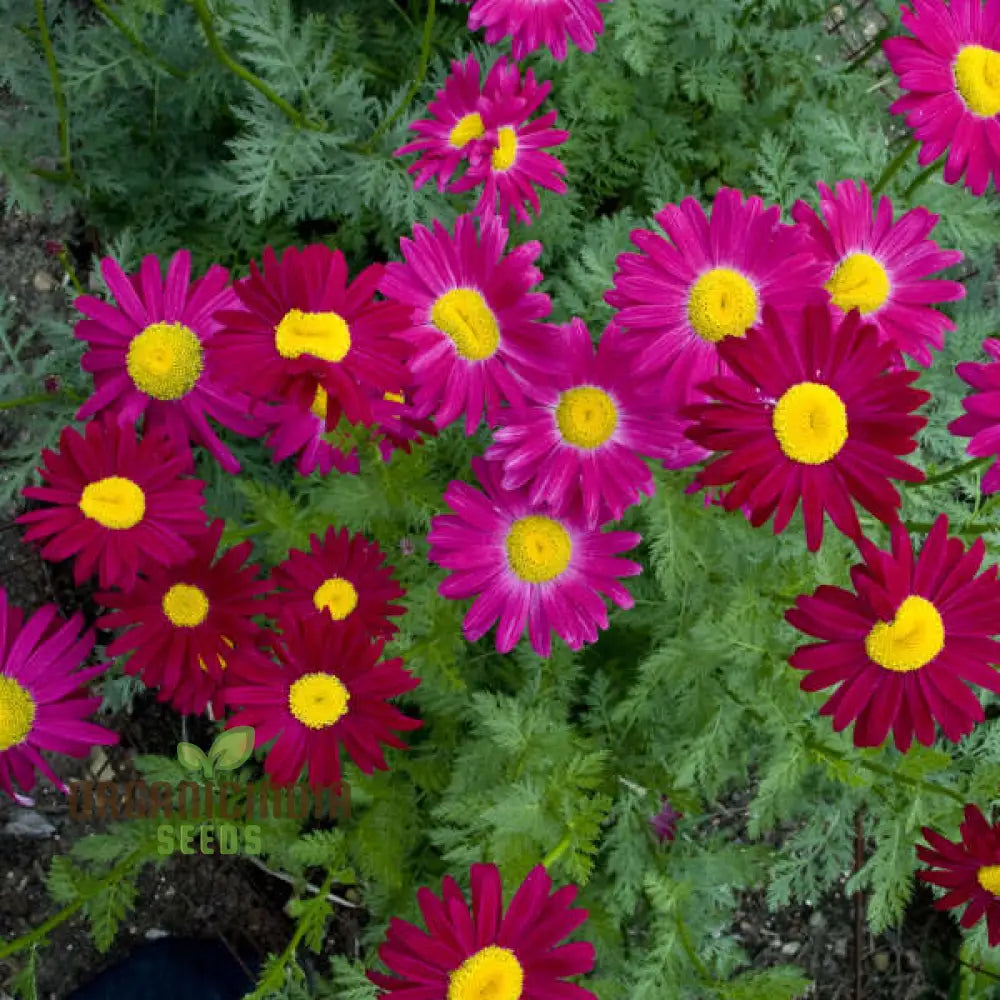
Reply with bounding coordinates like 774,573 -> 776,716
95,520 -> 270,716
369,863 -> 596,999
214,245 -> 410,429
264,527 -> 406,639
18,418 -> 207,589
918,805 -> 1000,945
685,305 -> 928,551
949,338 -> 1000,494
786,515 -> 1000,751
220,615 -> 420,790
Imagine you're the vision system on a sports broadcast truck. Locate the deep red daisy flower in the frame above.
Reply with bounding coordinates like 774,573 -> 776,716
949,338 -> 1000,494
220,615 -> 421,790
369,862 -> 596,999
684,305 -> 928,552
460,0 -> 610,62
918,805 -> 1000,944
18,418 -> 208,590
786,515 -> 1000,751
884,0 -> 1000,196
264,527 -> 406,639
371,387 -> 439,463
95,520 -> 271,716
74,250 -> 260,474
213,245 -> 411,428
0,588 -> 117,806
791,179 -> 965,367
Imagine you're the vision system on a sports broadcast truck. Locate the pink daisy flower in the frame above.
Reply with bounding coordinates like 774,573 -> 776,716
428,456 -> 642,657
486,318 -> 691,527
256,381 -> 361,478
395,54 -> 505,193
0,589 -> 117,806
452,64 -> 569,226
74,251 -> 259,474
884,0 -> 1000,196
18,418 -> 208,590
95,520 -> 271,717
459,0 -> 610,62
791,179 -> 964,366
371,387 -> 438,463
605,188 -> 827,451
379,213 -> 555,435
214,245 -> 410,429
949,338 -> 1000,493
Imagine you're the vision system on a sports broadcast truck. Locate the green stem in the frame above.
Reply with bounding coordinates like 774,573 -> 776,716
0,848 -> 148,961
902,155 -> 945,200
92,0 -> 187,79
804,738 -> 966,805
34,0 -> 73,181
58,248 -> 84,295
362,0 -> 435,152
674,913 -> 713,983
541,833 -> 572,870
844,27 -> 891,73
871,138 -> 919,198
185,0 -> 323,131
908,455 -> 991,488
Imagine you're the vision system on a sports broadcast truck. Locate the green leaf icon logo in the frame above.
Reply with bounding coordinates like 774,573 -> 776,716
208,727 -> 256,773
177,742 -> 209,774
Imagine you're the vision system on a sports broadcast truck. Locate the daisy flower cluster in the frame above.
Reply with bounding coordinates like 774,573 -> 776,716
10,0 -> 1000,980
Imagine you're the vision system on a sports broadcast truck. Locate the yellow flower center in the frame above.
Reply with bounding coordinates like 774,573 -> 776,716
865,595 -> 945,673
162,583 -> 210,628
449,112 -> 485,148
431,288 -> 500,361
288,673 -> 350,730
825,253 -> 891,315
275,309 -> 351,363
506,516 -> 572,584
491,127 -> 518,171
312,577 -> 359,621
687,268 -> 759,343
977,865 -> 1000,895
126,322 -> 204,401
78,476 -> 146,530
447,946 -> 524,1000
310,385 -> 329,421
955,44 -> 1000,118
555,386 -> 618,449
384,391 -> 405,404
0,676 -> 36,752
772,382 -> 848,466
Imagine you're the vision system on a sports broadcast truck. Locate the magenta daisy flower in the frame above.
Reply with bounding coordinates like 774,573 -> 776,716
395,54 -> 504,193
369,863 -> 596,999
0,589 -> 117,806
884,0 -> 1000,196
650,796 -> 683,844
220,615 -> 421,790
452,64 -> 569,226
605,188 -> 827,411
214,245 -> 411,428
379,213 -> 555,435
371,387 -> 438,462
73,251 -> 260,474
255,381 -> 361,478
486,318 -> 691,527
918,805 -> 1000,944
685,305 -> 929,552
460,0 -> 610,62
428,457 -> 642,657
18,418 -> 208,590
265,527 -> 406,639
791,179 -> 964,366
95,520 -> 270,716
786,515 -> 1000,751
948,338 -> 1000,494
